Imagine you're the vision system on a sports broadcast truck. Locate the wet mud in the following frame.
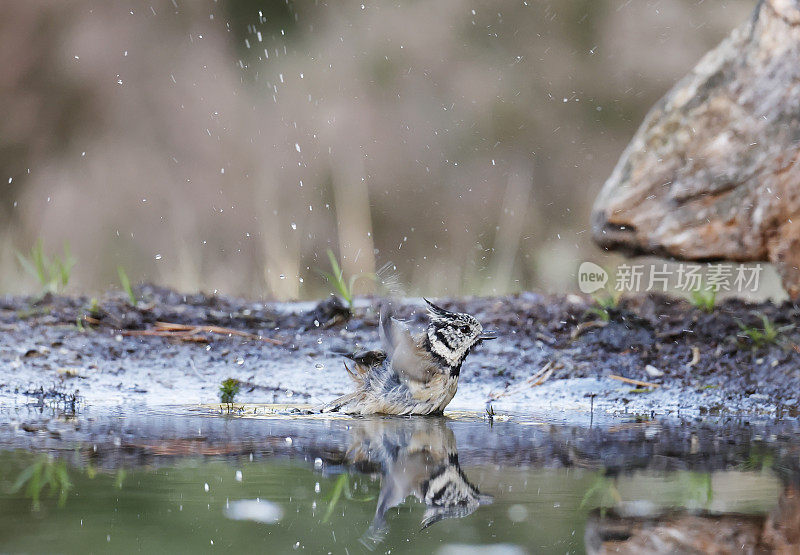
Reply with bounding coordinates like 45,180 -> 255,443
0,286 -> 799,417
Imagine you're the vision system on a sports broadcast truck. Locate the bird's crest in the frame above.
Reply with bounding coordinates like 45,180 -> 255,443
424,298 -> 455,320
424,299 -> 493,370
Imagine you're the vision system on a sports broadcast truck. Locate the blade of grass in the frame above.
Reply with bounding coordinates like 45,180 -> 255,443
117,265 -> 137,306
322,474 -> 348,523
9,460 -> 42,494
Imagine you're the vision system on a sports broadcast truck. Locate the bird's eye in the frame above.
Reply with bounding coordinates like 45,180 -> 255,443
459,325 -> 471,334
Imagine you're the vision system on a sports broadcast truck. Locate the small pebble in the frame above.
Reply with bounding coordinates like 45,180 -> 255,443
645,364 -> 663,377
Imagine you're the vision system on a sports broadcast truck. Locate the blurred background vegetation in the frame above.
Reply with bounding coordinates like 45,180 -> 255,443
0,0 -> 752,300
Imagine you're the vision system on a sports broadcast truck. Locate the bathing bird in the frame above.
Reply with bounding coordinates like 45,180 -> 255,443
320,299 -> 496,415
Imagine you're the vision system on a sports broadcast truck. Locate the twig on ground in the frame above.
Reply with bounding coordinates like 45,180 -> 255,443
107,321 -> 283,345
488,361 -> 554,401
608,374 -> 660,388
571,320 -> 607,340
535,332 -> 557,345
188,358 -> 205,381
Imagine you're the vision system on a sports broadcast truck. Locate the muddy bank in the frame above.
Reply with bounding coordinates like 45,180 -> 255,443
0,286 -> 799,416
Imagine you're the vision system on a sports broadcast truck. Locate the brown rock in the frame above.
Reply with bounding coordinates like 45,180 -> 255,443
592,0 -> 800,297
586,485 -> 800,554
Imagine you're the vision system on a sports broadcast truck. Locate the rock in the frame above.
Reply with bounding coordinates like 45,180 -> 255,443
303,295 -> 351,329
644,364 -> 663,378
592,0 -> 800,297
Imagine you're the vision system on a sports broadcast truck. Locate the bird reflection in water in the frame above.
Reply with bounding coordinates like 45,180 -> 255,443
338,416 -> 491,544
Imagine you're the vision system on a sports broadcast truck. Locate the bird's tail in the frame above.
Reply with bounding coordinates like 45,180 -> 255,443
318,361 -> 368,413
343,360 -> 370,384
319,390 -> 361,413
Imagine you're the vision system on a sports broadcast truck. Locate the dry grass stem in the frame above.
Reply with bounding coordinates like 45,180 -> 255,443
115,321 -> 283,345
571,321 -> 608,341
488,361 -> 554,401
608,374 -> 661,389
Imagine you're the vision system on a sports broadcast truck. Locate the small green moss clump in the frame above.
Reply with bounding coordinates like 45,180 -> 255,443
219,378 -> 241,404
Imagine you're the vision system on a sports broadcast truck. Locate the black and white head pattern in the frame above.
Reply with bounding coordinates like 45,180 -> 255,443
420,454 -> 492,529
425,299 -> 486,369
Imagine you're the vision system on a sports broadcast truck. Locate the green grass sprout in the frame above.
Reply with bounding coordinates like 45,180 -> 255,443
322,473 -> 348,523
579,473 -> 621,518
114,469 -> 126,490
689,286 -> 717,313
737,315 -> 793,348
319,249 -> 375,308
321,474 -> 375,523
117,265 -> 137,306
16,240 -> 76,296
10,455 -> 72,511
587,291 -> 621,322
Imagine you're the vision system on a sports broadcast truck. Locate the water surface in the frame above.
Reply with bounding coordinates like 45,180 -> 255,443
0,408 -> 797,553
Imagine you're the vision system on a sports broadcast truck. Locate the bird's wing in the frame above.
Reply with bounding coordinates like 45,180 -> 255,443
389,328 -> 439,383
345,349 -> 387,368
379,305 -> 404,356
379,304 -> 439,383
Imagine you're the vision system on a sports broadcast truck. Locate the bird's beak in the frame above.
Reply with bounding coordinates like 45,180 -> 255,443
479,331 -> 498,341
